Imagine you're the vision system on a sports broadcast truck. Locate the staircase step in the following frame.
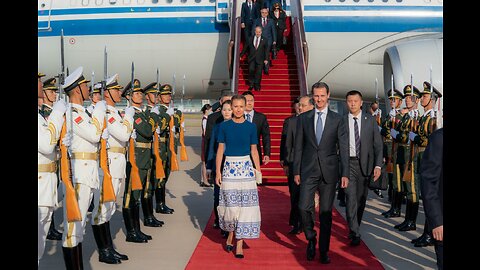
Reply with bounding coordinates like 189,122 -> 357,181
252,95 -> 298,102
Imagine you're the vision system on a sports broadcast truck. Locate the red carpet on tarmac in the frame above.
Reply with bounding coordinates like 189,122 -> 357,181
185,186 -> 383,270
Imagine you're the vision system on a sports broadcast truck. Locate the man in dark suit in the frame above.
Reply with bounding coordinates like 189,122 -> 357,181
241,0 -> 258,41
240,26 -> 269,91
342,90 -> 383,246
252,7 -> 276,60
420,128 -> 443,270
242,91 -> 271,165
280,95 -> 314,234
294,82 -> 349,264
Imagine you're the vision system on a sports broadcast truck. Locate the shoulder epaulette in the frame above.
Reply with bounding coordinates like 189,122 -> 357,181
71,107 -> 79,113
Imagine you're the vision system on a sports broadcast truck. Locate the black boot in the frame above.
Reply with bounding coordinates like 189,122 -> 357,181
62,243 -> 83,270
395,200 -> 412,229
46,214 -> 62,240
148,196 -> 164,225
399,201 -> 418,231
162,186 -> 175,213
154,187 -> 163,213
384,191 -> 401,218
92,224 -> 121,264
133,203 -> 152,240
414,232 -> 434,247
382,189 -> 396,216
122,208 -> 147,243
412,218 -> 429,244
142,197 -> 162,227
156,187 -> 173,214
105,221 -> 128,260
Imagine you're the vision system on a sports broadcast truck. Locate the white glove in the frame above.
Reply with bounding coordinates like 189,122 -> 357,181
130,129 -> 137,140
166,107 -> 174,116
52,99 -> 67,115
390,128 -> 399,139
101,128 -> 109,140
409,131 -> 417,142
94,100 -> 107,113
62,132 -> 73,147
86,104 -> 94,115
155,126 -> 161,134
151,106 -> 160,115
124,106 -> 135,119
389,109 -> 396,118
378,125 -> 382,132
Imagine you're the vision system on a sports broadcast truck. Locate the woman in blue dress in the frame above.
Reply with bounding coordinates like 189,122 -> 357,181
215,94 -> 262,258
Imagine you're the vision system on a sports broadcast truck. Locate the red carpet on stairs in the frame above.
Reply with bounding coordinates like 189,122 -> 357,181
185,186 -> 383,270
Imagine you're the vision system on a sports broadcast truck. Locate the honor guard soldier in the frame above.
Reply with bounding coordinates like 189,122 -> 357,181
392,85 -> 421,231
86,82 -> 102,116
142,82 -> 165,226
409,81 -> 442,247
40,77 -> 64,241
380,88 -> 404,218
121,79 -> 154,243
38,73 -> 67,266
90,74 -> 132,263
61,66 -> 107,268
155,84 -> 176,214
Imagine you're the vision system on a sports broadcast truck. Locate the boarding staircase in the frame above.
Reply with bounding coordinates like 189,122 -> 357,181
228,0 -> 309,184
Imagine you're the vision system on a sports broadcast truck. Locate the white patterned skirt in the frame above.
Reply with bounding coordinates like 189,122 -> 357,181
218,155 -> 261,239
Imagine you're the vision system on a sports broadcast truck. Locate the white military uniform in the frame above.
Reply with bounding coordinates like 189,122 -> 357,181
38,107 -> 64,263
62,103 -> 105,247
91,105 -> 133,225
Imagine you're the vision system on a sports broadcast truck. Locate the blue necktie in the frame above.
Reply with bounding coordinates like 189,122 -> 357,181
353,117 -> 361,157
316,112 -> 323,145
246,113 -> 251,122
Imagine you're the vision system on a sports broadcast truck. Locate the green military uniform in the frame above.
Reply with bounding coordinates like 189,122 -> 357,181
173,108 -> 182,152
155,84 -> 175,214
410,81 -> 442,247
121,79 -> 154,243
380,89 -> 404,218
393,85 -> 421,231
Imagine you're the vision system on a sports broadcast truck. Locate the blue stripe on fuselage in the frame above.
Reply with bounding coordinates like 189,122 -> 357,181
38,6 -> 216,16
38,17 -> 229,37
304,16 -> 443,32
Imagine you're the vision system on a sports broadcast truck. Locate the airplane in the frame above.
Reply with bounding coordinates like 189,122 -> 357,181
38,0 -> 443,123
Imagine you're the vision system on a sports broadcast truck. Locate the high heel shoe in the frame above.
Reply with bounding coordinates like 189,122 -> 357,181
235,251 -> 244,259
226,244 -> 234,252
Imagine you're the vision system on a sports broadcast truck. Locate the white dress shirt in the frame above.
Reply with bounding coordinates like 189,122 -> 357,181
348,111 -> 362,157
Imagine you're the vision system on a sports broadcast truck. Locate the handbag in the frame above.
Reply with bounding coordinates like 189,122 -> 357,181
368,164 -> 388,190
263,62 -> 269,75
254,168 -> 262,185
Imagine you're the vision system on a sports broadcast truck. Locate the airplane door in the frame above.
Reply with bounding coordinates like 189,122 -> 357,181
38,0 -> 53,32
216,0 -> 229,23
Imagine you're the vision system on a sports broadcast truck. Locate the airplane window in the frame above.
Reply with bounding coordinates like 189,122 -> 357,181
195,0 -> 201,3
339,0 -> 345,3
82,0 -> 90,6
382,0 -> 389,2
152,0 -> 158,3
396,0 -> 403,2
325,0 -> 330,2
109,0 -> 117,4
95,0 -> 104,5
166,0 -> 173,3
181,0 -> 187,3
209,0 -> 215,2
368,0 -> 374,2
354,0 -> 359,2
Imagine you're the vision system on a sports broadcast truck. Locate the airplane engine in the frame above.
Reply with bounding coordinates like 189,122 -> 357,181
383,37 -> 443,127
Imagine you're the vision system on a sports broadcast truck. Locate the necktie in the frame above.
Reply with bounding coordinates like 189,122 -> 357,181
316,112 -> 323,145
255,37 -> 259,49
353,117 -> 361,158
262,18 -> 266,27
249,2 -> 251,11
246,113 -> 251,122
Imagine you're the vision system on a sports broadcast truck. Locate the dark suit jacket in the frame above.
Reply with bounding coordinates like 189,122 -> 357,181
241,1 -> 258,25
250,110 -> 271,163
252,17 -> 277,45
269,9 -> 287,30
293,109 -> 349,183
420,128 -> 443,229
343,112 -> 383,177
240,36 -> 269,65
280,115 -> 296,164
203,111 -> 224,161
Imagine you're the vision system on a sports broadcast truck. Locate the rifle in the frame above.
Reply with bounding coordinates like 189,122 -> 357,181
403,74 -> 415,182
127,62 -> 143,192
179,74 -> 188,161
386,74 -> 395,173
58,29 -> 81,222
99,46 -> 116,203
152,68 -> 166,179
169,73 -> 179,171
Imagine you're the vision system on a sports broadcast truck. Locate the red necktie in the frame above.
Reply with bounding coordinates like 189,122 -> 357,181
255,37 -> 259,49
262,18 -> 266,27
